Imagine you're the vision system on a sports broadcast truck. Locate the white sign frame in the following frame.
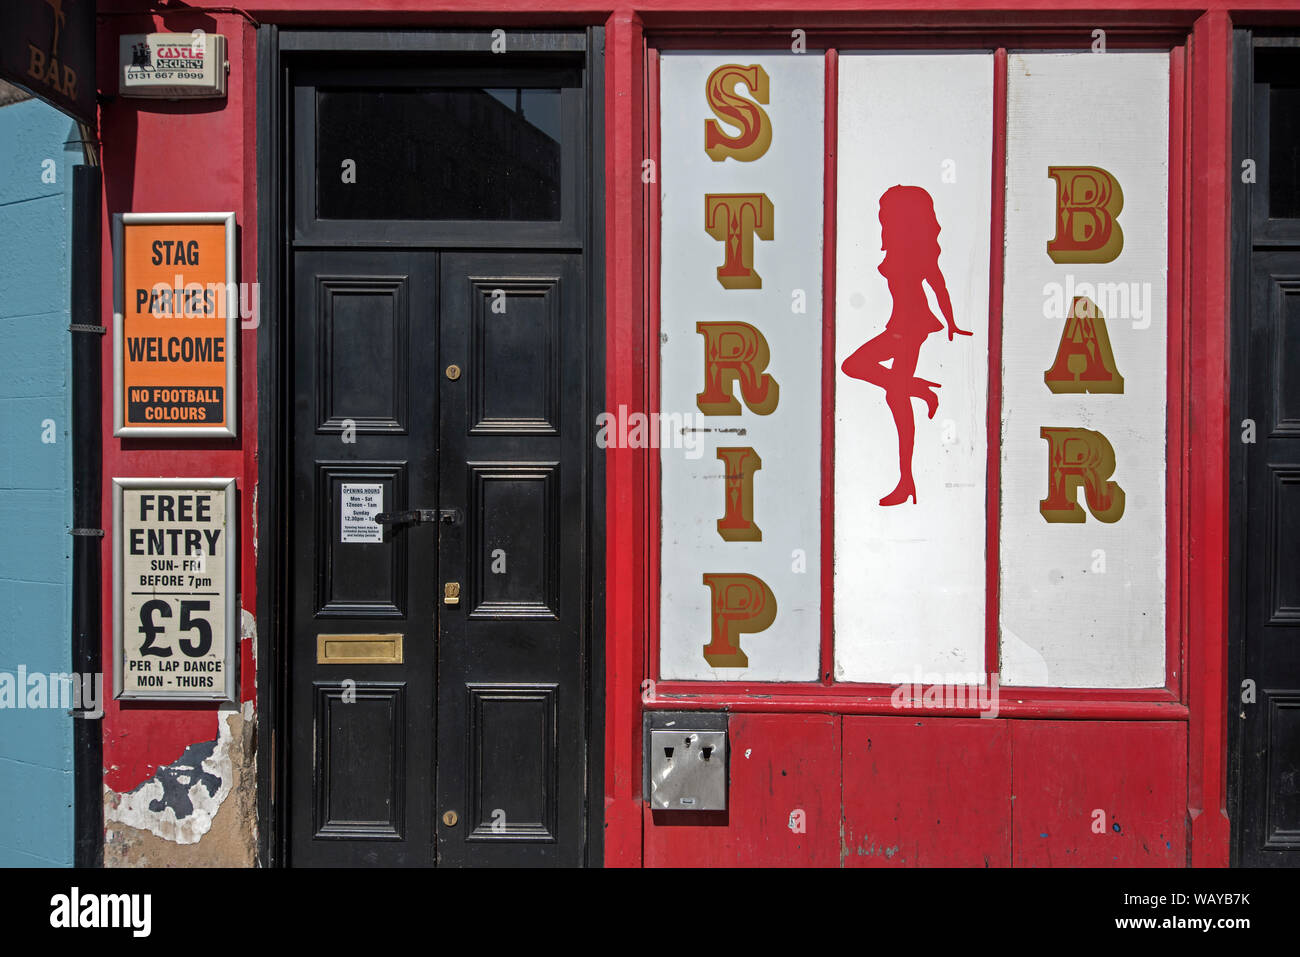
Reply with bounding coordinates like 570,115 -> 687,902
112,211 -> 238,438
833,51 -> 994,684
657,51 -> 825,682
112,477 -> 238,703
998,52 -> 1169,689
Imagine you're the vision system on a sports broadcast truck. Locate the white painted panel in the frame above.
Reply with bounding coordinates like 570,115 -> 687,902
658,52 -> 823,681
1000,52 -> 1168,688
833,54 -> 992,684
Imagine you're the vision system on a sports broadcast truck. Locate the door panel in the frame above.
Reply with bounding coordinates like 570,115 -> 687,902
1238,252 -> 1300,864
435,252 -> 587,866
290,249 -> 439,866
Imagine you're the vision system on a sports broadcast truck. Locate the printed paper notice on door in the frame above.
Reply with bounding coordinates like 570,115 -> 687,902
341,484 -> 383,543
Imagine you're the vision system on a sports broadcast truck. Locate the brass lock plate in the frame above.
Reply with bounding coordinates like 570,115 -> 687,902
444,582 -> 461,605
445,364 -> 461,380
442,810 -> 458,826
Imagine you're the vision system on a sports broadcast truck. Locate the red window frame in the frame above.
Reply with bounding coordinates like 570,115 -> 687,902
642,30 -> 1191,718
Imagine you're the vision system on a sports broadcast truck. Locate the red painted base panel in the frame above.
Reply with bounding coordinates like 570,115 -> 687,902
842,717 -> 1012,867
643,714 -> 841,867
642,714 -> 1188,866
1011,720 -> 1187,867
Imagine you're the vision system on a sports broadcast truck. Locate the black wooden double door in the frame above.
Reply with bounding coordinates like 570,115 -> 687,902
1232,37 -> 1300,867
289,248 -> 587,865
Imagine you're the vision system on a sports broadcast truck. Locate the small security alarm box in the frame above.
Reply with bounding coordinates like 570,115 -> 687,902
119,33 -> 228,99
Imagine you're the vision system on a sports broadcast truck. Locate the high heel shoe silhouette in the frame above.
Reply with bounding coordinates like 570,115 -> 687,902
879,476 -> 917,506
912,378 -> 941,419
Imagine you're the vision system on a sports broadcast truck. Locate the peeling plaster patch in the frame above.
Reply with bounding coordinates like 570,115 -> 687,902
242,608 -> 257,671
105,701 -> 257,866
148,740 -> 221,819
105,705 -> 242,845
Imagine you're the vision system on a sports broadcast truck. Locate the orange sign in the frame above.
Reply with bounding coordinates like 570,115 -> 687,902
114,213 -> 236,436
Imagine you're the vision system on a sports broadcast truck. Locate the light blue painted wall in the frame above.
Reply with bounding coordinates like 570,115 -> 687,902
0,94 -> 82,867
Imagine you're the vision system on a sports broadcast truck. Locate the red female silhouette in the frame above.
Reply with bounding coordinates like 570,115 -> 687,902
841,186 -> 972,506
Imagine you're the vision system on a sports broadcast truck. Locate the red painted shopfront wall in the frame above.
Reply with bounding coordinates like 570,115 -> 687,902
93,0 -> 1246,867
605,4 -> 1234,869
96,9 -> 258,798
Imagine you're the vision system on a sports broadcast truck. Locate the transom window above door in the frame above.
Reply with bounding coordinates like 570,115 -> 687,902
316,86 -> 564,221
292,61 -> 587,245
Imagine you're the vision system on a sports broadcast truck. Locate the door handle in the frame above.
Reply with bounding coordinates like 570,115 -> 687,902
373,508 -> 461,527
374,509 -> 438,526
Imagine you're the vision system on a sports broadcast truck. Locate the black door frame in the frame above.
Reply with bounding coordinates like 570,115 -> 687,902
255,25 -> 606,867
1228,26 -> 1300,867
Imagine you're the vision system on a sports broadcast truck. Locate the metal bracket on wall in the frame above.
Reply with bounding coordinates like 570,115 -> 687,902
68,323 -> 106,334
68,528 -> 104,537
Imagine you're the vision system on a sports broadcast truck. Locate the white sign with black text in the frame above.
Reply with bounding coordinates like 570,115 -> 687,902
113,478 -> 237,702
340,483 -> 383,543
